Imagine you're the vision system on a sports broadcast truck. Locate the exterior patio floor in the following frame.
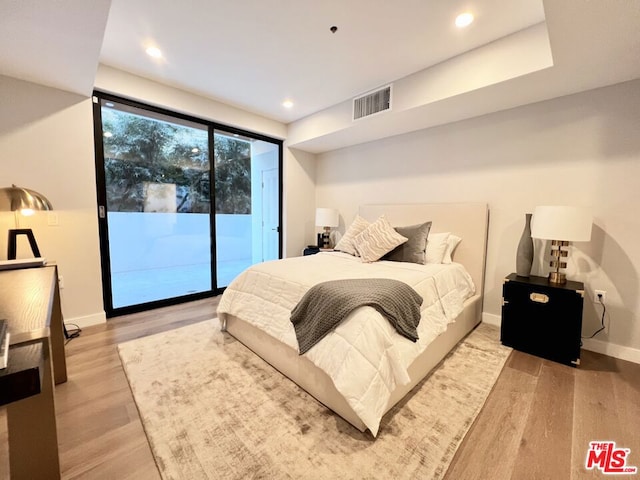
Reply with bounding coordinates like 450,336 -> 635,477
111,258 -> 252,308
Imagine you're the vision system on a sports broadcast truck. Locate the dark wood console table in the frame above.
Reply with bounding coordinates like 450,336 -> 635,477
0,265 -> 67,479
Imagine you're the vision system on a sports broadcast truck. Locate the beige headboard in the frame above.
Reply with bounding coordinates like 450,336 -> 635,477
359,203 -> 489,297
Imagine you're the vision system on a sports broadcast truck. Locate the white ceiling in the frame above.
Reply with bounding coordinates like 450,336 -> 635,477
0,0 -> 111,95
99,0 -> 545,123
1,0 -> 640,153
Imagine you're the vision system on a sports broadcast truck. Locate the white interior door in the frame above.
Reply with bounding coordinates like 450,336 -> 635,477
261,167 -> 279,261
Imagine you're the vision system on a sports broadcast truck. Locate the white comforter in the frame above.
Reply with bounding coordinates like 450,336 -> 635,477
217,252 -> 475,436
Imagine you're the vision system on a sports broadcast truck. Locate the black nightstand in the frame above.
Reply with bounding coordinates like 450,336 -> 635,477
303,247 -> 334,256
501,273 -> 584,367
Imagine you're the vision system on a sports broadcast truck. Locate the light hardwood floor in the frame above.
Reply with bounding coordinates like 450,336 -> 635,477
55,297 -> 219,480
2,297 -> 639,479
445,341 -> 640,479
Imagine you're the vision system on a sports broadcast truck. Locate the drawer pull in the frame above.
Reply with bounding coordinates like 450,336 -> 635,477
530,292 -> 549,304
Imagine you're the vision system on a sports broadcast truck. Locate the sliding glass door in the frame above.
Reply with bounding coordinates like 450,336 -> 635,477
93,93 -> 282,316
214,130 -> 280,287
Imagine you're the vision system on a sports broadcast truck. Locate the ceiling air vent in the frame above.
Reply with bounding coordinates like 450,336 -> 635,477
353,85 -> 392,121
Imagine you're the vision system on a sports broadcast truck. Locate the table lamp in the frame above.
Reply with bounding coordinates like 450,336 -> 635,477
315,208 -> 339,249
0,184 -> 53,259
531,205 -> 592,284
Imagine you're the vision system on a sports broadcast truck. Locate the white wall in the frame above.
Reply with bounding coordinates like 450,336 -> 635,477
283,147 -> 317,258
315,79 -> 640,362
0,74 -> 104,326
95,65 -> 286,141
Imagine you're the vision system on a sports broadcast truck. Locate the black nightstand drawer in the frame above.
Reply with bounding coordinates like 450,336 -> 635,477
501,273 -> 584,367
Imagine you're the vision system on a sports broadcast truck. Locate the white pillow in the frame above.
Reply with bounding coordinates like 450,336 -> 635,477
442,234 -> 462,264
333,215 -> 370,256
425,232 -> 451,264
353,215 -> 408,263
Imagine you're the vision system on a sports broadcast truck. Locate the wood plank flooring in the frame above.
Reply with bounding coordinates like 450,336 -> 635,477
445,348 -> 640,480
55,297 -> 219,479
2,297 -> 639,479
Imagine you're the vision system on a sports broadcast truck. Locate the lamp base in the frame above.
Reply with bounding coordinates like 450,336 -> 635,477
322,227 -> 331,249
548,271 -> 567,284
548,239 -> 570,284
7,229 -> 42,260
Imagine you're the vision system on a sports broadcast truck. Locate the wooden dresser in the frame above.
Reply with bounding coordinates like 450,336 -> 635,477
0,265 -> 67,479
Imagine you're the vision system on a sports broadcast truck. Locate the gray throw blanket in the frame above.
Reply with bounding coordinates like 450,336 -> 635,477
290,278 -> 423,355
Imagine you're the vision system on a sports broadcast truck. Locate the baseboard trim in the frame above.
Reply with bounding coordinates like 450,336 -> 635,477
481,311 -> 640,365
481,312 -> 501,327
65,311 -> 106,329
581,337 -> 640,365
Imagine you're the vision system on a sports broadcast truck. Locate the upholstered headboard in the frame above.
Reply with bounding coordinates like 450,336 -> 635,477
359,203 -> 489,297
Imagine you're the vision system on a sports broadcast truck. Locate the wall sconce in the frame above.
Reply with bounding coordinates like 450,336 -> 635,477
0,185 -> 53,260
315,208 -> 339,249
531,205 -> 592,284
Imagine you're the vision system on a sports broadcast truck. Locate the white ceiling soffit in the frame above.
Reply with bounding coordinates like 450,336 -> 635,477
289,23 -> 553,152
0,0 -> 112,96
289,0 -> 640,153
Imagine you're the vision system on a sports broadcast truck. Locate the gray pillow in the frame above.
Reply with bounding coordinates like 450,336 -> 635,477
383,221 -> 432,264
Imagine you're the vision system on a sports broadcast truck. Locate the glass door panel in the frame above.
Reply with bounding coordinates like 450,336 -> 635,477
99,100 -> 212,309
214,130 -> 280,287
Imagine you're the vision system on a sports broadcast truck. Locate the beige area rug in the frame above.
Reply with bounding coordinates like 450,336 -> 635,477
118,319 -> 511,480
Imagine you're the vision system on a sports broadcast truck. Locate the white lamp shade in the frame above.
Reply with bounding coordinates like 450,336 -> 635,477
315,207 -> 339,227
531,206 -> 592,241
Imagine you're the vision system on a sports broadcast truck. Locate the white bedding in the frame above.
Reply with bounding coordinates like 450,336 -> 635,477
217,251 -> 475,436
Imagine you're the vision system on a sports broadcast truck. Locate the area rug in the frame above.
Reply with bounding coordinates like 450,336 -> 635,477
118,319 -> 511,480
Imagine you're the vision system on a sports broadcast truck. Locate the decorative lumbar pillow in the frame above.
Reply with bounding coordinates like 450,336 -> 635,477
425,232 -> 451,264
353,215 -> 408,263
383,221 -> 432,264
442,234 -> 462,264
333,215 -> 370,256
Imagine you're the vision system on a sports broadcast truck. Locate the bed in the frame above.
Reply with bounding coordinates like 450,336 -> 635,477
217,203 -> 489,436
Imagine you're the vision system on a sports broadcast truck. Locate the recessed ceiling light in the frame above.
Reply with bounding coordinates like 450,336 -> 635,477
282,100 -> 294,109
455,12 -> 474,28
146,46 -> 162,58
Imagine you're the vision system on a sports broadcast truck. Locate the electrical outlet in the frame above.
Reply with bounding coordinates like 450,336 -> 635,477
594,289 -> 606,304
